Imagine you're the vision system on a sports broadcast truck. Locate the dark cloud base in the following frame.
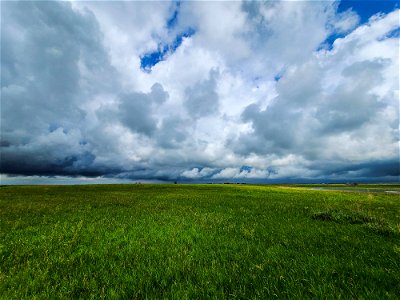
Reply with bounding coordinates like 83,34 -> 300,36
1,157 -> 398,183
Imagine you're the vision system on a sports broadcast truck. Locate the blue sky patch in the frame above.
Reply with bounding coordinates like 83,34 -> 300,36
338,0 -> 398,24
240,165 -> 252,172
319,32 -> 347,51
166,1 -> 180,29
319,0 -> 398,50
274,71 -> 284,82
381,26 -> 400,39
140,28 -> 195,72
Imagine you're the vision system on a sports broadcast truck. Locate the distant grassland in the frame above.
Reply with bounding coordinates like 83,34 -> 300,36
0,184 -> 399,299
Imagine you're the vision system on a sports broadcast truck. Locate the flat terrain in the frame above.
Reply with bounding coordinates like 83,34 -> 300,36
0,184 -> 399,299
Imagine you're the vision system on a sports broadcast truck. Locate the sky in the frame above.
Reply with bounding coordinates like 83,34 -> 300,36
1,0 -> 399,184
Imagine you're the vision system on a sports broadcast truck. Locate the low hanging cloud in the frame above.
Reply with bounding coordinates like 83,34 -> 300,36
181,167 -> 215,179
211,168 -> 269,180
1,1 -> 399,183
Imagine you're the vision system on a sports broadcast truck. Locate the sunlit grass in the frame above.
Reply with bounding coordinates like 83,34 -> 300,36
1,184 -> 399,298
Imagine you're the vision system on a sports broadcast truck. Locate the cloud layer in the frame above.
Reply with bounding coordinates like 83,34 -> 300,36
1,1 -> 399,183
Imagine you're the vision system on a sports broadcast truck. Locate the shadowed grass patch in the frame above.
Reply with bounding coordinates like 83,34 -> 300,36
311,209 -> 376,224
365,222 -> 400,237
311,209 -> 399,237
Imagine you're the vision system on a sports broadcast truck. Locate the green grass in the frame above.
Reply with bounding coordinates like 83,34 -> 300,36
0,184 -> 399,299
291,183 -> 400,192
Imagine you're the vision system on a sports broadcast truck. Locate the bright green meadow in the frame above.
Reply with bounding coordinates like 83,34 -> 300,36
0,184 -> 399,299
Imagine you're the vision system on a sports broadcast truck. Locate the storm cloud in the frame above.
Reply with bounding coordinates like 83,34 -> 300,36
1,1 -> 399,183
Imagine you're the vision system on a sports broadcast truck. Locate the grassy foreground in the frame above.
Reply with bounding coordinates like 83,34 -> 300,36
0,184 -> 399,299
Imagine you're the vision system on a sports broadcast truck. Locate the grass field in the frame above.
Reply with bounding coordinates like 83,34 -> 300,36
1,184 -> 399,299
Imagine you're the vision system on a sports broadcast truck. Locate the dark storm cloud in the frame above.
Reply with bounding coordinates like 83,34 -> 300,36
2,1 -> 88,135
114,167 -> 185,182
0,1 -> 183,179
118,83 -> 168,136
308,159 -> 400,179
184,70 -> 219,119
316,59 -> 387,134
0,127 -> 105,177
235,61 -> 322,156
155,116 -> 190,149
1,1 -> 116,176
1,148 -> 101,177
